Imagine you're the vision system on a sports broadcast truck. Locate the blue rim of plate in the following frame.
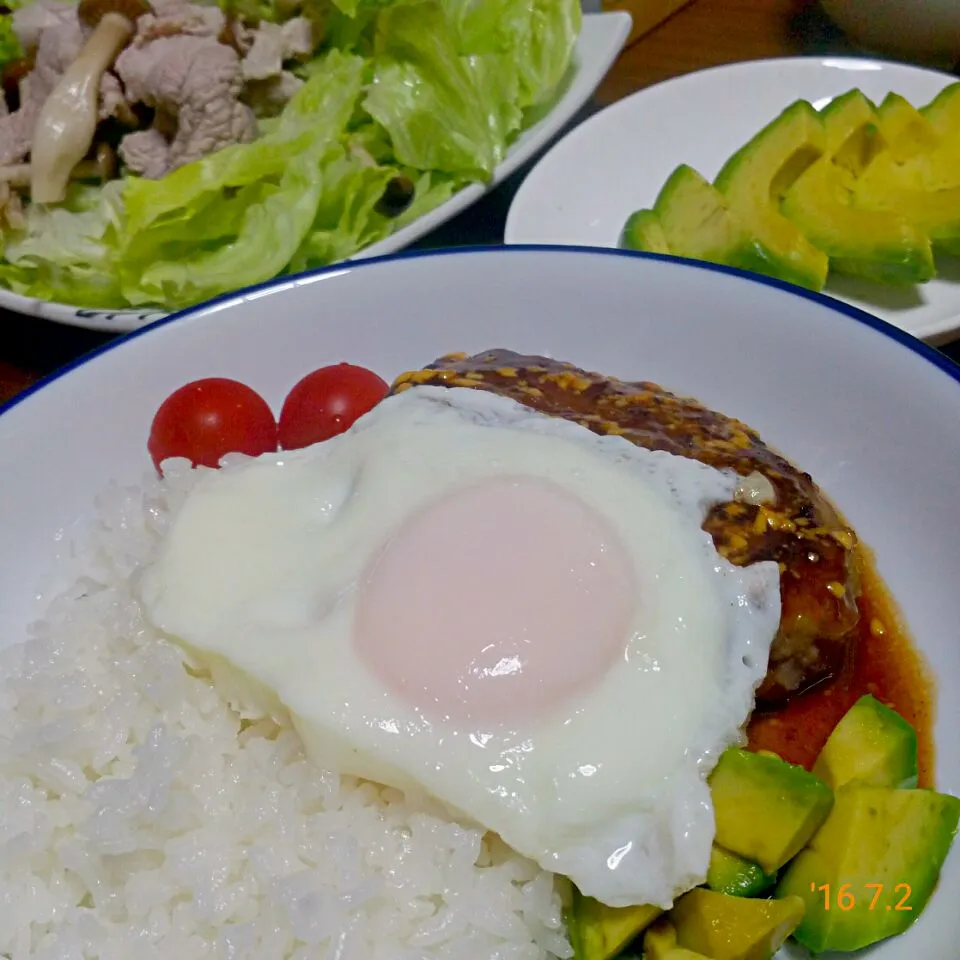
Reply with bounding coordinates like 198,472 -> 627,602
2,244 -> 959,422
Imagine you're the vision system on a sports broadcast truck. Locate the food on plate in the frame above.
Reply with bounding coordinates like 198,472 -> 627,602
619,205 -> 669,254
619,165 -> 756,271
777,787 -> 960,952
141,381 -> 782,908
148,375 -> 279,470
713,99 -> 829,292
812,692 -> 919,791
277,361 -> 389,450
620,83 -> 960,292
852,94 -> 960,255
780,91 -> 936,286
708,748 -> 834,875
0,0 -> 580,310
663,888 -> 806,959
566,891 -> 662,960
3,347 -> 957,959
400,350 -> 859,706
643,918 -> 710,960
705,846 -> 775,898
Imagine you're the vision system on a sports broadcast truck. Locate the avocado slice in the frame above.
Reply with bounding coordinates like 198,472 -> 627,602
781,93 -> 935,285
776,785 -> 960,952
852,162 -> 960,254
825,90 -> 887,182
714,100 -> 828,291
647,165 -> 761,270
875,93 -> 941,162
708,748 -> 834,874
851,91 -> 960,255
566,888 -> 661,960
922,82 -> 960,135
669,888 -> 806,960
706,845 -> 777,898
644,919 -> 712,960
620,208 -> 671,254
812,694 -> 919,791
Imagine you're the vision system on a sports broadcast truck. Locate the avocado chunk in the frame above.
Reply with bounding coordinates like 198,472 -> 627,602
875,93 -> 941,162
776,785 -> 960,952
708,748 -> 834,874
620,208 -> 671,254
644,919 -> 712,960
873,91 -> 960,194
714,99 -> 828,291
706,845 -> 777,898
669,888 -> 805,960
813,694 -> 919,791
566,888 -> 661,960
853,91 -> 960,252
781,93 -> 934,285
852,161 -> 960,254
922,82 -> 960,140
645,164 -> 761,270
783,158 -> 934,285
825,90 -> 886,182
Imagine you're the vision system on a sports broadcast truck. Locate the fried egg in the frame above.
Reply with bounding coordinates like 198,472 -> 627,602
139,385 -> 781,908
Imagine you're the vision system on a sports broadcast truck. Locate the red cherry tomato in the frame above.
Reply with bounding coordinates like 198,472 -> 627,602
278,363 -> 389,450
148,377 -> 278,473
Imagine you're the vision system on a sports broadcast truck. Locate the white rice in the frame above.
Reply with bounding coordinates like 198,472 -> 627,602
0,461 -> 572,960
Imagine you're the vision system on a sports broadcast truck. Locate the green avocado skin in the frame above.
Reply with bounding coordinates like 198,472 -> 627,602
705,846 -> 777,898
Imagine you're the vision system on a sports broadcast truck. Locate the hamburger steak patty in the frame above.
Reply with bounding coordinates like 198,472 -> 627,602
389,349 -> 861,707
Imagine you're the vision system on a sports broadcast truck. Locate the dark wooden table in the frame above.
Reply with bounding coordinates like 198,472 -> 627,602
2,0 -> 959,405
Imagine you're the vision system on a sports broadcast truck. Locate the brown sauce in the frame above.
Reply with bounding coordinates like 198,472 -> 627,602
747,545 -> 936,788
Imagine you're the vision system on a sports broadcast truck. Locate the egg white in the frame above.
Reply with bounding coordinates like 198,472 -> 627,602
139,385 -> 781,908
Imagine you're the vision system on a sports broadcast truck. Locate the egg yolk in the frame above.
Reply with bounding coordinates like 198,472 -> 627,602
353,475 -> 636,723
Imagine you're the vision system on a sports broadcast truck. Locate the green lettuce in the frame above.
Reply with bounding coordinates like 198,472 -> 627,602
0,182 -> 127,307
363,1 -> 521,178
118,49 -> 368,306
450,0 -> 581,108
0,0 -> 24,68
0,0 -> 581,310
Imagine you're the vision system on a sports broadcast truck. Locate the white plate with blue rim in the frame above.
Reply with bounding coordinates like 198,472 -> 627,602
0,12 -> 632,335
505,57 -> 960,345
0,245 -> 958,959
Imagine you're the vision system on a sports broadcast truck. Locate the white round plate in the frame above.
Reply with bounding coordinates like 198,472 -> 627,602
1,247 -> 959,958
0,12 -> 632,335
505,57 -> 960,344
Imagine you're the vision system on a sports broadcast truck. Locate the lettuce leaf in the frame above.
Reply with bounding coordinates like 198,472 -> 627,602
448,0 -> 581,108
0,182 -> 127,307
362,0 -> 580,179
0,0 -> 24,69
363,2 -> 520,178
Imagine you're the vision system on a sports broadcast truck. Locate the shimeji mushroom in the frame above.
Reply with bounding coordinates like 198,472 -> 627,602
0,143 -> 118,189
29,0 -> 149,204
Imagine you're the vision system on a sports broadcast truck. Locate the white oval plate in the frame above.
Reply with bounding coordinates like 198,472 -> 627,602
0,12 -> 632,335
505,57 -> 960,344
1,246 -> 958,959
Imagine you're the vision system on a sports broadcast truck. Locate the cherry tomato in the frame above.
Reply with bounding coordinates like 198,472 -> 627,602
278,363 -> 389,450
148,377 -> 278,473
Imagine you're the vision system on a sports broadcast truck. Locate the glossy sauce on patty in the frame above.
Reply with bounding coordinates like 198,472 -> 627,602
748,545 -> 935,787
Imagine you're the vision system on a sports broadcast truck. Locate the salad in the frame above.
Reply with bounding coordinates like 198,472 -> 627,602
0,0 -> 580,310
